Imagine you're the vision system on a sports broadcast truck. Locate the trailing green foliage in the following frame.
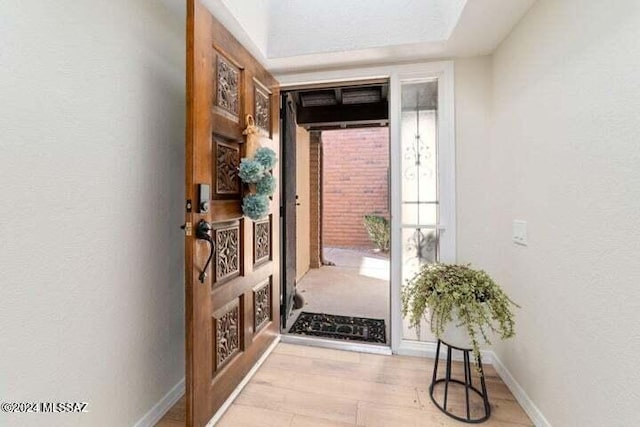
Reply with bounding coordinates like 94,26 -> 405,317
401,263 -> 518,367
363,214 -> 390,252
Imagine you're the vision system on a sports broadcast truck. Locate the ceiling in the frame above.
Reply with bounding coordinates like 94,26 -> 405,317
201,0 -> 536,75
268,0 -> 467,58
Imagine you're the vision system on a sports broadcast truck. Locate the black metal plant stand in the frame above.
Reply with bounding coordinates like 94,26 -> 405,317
429,339 -> 491,423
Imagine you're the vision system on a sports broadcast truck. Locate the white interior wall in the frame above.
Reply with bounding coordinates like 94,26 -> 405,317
458,0 -> 640,425
0,1 -> 185,426
219,0 -> 270,55
455,56 -> 493,266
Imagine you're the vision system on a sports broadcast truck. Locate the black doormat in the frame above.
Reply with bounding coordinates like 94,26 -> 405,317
288,312 -> 386,344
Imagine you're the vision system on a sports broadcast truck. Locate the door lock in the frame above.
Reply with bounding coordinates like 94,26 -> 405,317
196,220 -> 214,283
198,184 -> 210,213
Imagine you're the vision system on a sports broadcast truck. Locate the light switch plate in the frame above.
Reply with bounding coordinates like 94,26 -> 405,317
513,220 -> 528,246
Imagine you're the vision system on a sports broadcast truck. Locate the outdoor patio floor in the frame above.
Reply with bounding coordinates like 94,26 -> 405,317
285,247 -> 391,344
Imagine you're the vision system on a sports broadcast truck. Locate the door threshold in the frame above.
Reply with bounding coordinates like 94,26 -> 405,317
280,333 -> 392,355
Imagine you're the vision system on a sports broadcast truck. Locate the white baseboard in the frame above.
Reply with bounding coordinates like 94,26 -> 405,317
396,339 -> 493,364
490,351 -> 552,427
206,335 -> 281,426
134,377 -> 185,427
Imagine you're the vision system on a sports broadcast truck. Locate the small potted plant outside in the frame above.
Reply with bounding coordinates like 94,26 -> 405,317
402,263 -> 519,369
363,214 -> 390,253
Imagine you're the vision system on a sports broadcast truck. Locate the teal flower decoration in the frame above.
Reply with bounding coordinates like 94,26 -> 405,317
256,174 -> 276,197
254,147 -> 277,171
242,194 -> 270,220
238,158 -> 265,183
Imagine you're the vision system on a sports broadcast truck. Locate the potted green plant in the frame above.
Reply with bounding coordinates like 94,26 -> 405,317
402,263 -> 519,366
363,214 -> 390,252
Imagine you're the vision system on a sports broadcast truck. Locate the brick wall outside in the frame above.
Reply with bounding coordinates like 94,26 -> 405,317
322,128 -> 390,248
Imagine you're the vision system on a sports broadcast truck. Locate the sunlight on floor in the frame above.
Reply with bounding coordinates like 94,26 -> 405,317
358,255 -> 390,280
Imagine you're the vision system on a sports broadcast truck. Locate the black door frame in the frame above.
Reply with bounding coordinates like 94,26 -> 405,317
280,92 -> 297,329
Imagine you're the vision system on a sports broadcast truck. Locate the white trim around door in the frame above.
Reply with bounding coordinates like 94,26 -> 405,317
277,61 -> 456,355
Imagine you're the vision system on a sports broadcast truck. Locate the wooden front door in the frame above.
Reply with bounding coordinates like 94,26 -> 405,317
185,2 -> 280,426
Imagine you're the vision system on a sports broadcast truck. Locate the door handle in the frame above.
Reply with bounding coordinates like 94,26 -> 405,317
196,220 -> 215,283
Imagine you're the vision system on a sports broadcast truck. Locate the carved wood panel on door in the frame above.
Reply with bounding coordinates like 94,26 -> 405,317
186,1 -> 280,425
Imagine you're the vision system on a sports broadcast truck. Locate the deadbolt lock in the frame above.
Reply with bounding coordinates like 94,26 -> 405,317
198,183 -> 210,213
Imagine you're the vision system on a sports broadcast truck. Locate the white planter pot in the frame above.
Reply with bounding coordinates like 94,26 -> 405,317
439,318 -> 474,349
438,303 -> 494,350
439,315 -> 495,351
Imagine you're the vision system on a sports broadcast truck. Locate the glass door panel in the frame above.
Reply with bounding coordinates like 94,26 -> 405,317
400,80 -> 439,342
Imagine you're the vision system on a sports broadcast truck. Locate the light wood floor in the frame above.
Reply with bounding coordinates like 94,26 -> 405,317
157,343 -> 532,427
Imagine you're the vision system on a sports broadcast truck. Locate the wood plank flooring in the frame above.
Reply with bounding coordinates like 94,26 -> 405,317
156,343 -> 532,426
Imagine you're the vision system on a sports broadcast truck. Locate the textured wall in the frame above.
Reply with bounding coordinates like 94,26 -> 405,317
457,1 -> 640,425
322,128 -> 390,248
0,1 -> 185,426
